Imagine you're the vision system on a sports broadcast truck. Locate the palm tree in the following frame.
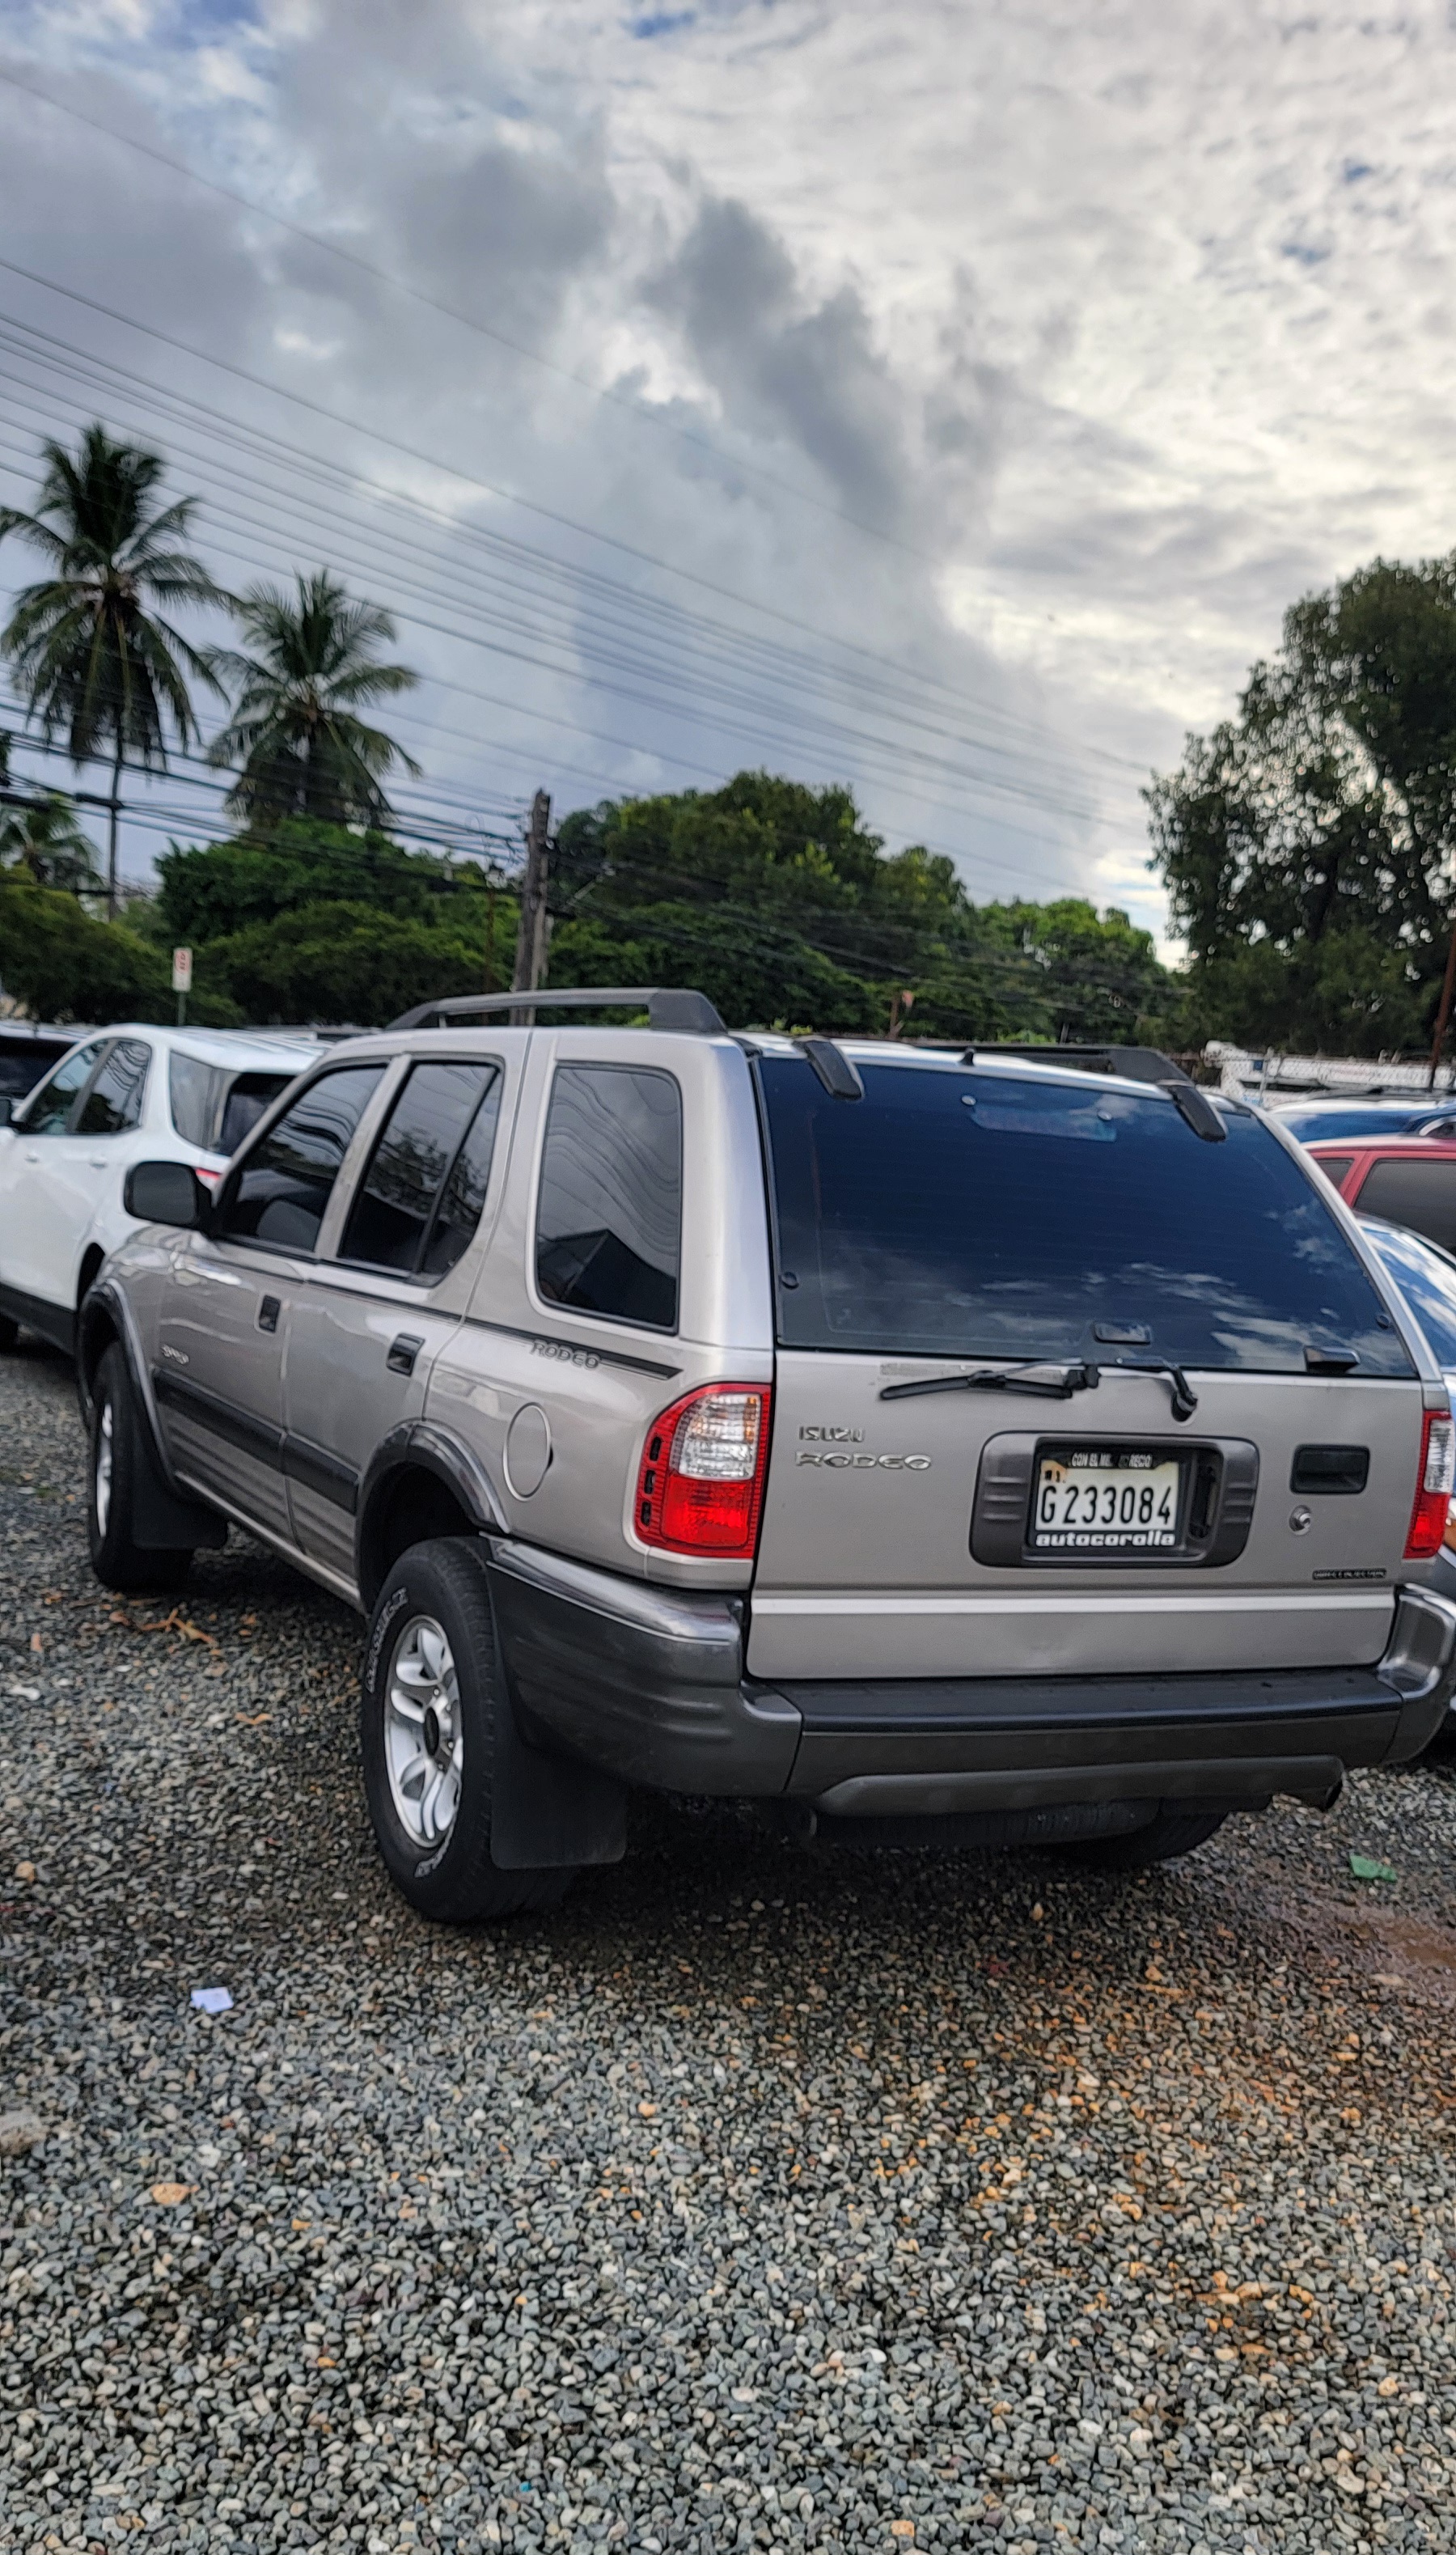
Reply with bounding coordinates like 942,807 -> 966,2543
207,570 -> 421,829
0,426 -> 227,917
0,787 -> 105,895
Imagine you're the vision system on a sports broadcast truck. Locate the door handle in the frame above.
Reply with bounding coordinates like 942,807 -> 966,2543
89,1157 -> 108,1169
257,1294 -> 281,1333
23,1150 -> 38,1163
387,1333 -> 425,1376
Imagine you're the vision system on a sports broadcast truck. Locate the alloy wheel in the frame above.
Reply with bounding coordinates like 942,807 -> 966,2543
383,1613 -> 463,1851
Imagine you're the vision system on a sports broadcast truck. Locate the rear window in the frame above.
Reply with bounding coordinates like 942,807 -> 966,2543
1355,1158 -> 1456,1257
758,1057 -> 1413,1375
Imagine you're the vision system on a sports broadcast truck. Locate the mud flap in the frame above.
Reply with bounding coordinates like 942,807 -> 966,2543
487,1579 -> 627,1871
131,1395 -> 228,1551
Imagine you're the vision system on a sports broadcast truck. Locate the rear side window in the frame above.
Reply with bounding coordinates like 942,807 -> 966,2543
535,1065 -> 681,1330
1356,1159 -> 1456,1257
758,1057 -> 1413,1376
76,1039 -> 150,1135
1314,1155 -> 1353,1189
170,1055 -> 297,1155
218,1065 -> 384,1252
341,1061 -> 502,1277
16,1040 -> 103,1134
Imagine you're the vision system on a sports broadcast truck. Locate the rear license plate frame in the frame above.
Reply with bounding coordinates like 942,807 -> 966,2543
1030,1443 -> 1187,1554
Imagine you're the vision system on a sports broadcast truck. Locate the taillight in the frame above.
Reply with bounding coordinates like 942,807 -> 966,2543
194,1167 -> 222,1190
635,1384 -> 772,1556
1405,1409 -> 1455,1558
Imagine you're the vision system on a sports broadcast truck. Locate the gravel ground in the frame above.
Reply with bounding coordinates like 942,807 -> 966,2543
6,1342 -> 1456,2554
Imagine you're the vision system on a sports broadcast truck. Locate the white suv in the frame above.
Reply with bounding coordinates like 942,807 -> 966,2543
0,1022 -> 323,1358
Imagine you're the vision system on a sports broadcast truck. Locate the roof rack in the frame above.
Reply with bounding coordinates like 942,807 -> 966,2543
388,986 -> 727,1034
961,1042 -> 1193,1086
961,1042 -> 1226,1143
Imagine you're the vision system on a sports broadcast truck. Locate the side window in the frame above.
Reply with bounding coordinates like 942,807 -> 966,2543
1314,1155 -> 1354,1189
217,1073 -> 294,1157
217,1065 -> 384,1252
76,1039 -> 150,1136
169,1053 -> 227,1150
15,1040 -> 104,1136
340,1061 -> 502,1277
535,1064 -> 682,1330
1357,1159 -> 1456,1256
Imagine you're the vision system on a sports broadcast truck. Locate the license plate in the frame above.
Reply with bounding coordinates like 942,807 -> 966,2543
1032,1448 -> 1183,1550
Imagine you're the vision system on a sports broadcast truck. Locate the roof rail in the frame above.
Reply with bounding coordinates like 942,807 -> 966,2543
960,1042 -> 1193,1086
961,1042 -> 1226,1143
388,986 -> 727,1034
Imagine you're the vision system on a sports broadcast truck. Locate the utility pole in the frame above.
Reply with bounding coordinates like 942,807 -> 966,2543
511,790 -> 551,1023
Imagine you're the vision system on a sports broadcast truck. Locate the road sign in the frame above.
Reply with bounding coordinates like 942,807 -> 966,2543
171,947 -> 193,993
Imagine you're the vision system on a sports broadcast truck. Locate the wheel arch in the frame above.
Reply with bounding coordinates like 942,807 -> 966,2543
356,1422 -> 506,1610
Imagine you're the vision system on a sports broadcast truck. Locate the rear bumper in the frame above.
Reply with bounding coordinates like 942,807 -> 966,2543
486,1540 -> 1456,1817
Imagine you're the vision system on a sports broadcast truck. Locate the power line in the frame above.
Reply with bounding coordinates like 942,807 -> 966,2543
0,323 -> 1119,811
0,63 -> 967,571
0,249 -> 1145,781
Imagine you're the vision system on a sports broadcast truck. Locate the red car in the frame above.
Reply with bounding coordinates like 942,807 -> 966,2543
1306,1135 -> 1456,1255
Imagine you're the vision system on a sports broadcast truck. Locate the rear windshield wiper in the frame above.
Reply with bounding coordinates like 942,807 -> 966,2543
881,1362 -> 1099,1405
881,1358 -> 1200,1422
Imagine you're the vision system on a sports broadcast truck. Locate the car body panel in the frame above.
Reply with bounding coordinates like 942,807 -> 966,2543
91,1019 -> 1456,1824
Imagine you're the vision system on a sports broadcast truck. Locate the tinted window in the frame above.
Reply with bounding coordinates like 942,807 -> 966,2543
218,1065 -> 384,1252
76,1038 -> 150,1135
535,1065 -> 681,1329
1314,1155 -> 1354,1189
423,1077 -> 504,1277
0,1037 -> 70,1101
1364,1221 -> 1456,1368
218,1074 -> 293,1156
168,1052 -> 226,1150
341,1061 -> 501,1276
16,1040 -> 104,1134
1357,1158 -> 1456,1256
170,1055 -> 297,1155
759,1057 -> 1413,1376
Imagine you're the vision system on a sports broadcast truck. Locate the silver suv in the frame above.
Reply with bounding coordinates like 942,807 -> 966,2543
78,991 -> 1456,1920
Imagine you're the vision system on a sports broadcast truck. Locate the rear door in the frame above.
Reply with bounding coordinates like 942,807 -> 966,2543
154,1061 -> 386,1542
747,1055 -> 1426,1682
284,1053 -> 508,1579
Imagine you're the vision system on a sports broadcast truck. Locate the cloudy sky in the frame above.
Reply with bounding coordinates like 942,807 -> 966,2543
2,0 -> 1454,945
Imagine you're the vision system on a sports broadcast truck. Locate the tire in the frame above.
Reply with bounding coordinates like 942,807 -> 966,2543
1055,1808 -> 1229,1871
360,1538 -> 577,1924
0,1312 -> 17,1353
87,1343 -> 193,1595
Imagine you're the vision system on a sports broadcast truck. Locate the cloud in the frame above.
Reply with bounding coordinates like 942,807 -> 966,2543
3,0 -> 1456,949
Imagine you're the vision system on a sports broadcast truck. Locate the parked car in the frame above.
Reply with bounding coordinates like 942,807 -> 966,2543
1272,1097 -> 1456,1144
1306,1136 -> 1456,1258
76,995 -> 1456,1919
0,1020 -> 93,1105
0,1023 -> 322,1357
1360,1216 -> 1456,1629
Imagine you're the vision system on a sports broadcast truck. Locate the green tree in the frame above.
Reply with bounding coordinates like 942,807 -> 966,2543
0,873 -> 239,1024
0,733 -> 104,893
550,772 -> 1173,1038
1148,553 -> 1456,1055
207,572 -> 421,829
0,426 -> 226,917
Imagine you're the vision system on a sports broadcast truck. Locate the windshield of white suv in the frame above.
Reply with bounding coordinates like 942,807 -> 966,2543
758,1057 -> 1415,1375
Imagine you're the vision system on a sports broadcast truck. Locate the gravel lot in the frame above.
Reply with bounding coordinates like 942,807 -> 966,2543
6,1342 -> 1456,2553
